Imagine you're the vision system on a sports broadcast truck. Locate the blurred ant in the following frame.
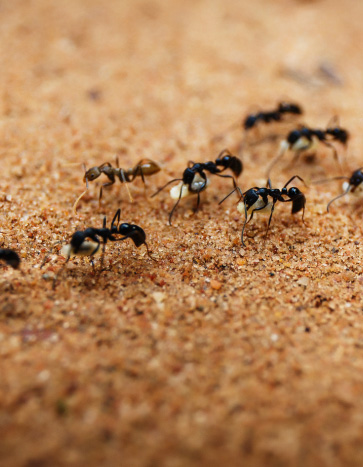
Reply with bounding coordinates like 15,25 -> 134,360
220,176 -> 306,246
151,149 -> 243,225
0,248 -> 20,269
267,119 -> 349,176
314,168 -> 363,212
244,102 -> 302,130
73,158 -> 161,213
45,209 -> 155,288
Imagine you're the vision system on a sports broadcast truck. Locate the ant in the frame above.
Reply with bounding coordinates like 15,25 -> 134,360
267,119 -> 349,176
314,168 -> 363,212
73,158 -> 161,213
151,149 -> 243,225
46,209 -> 155,288
220,176 -> 306,246
0,248 -> 20,269
243,102 -> 303,130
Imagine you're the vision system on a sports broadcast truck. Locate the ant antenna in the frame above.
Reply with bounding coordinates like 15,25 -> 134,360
218,186 -> 244,205
40,241 -> 64,269
312,175 -> 349,185
73,163 -> 89,214
283,175 -> 307,188
327,185 -> 351,212
266,140 -> 289,178
151,178 -> 183,198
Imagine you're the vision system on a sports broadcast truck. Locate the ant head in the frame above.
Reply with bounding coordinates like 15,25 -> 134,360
183,167 -> 197,184
350,169 -> 363,187
84,167 -> 101,182
287,129 -> 301,145
278,102 -> 302,115
70,231 -> 85,251
216,151 -> 243,177
119,224 -> 146,248
287,187 -> 302,199
327,127 -> 349,144
0,249 -> 20,269
119,223 -> 132,235
244,115 -> 258,130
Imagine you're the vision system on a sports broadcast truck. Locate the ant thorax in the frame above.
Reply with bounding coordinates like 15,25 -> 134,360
237,197 -> 272,216
343,181 -> 363,196
61,241 -> 100,258
170,174 -> 211,200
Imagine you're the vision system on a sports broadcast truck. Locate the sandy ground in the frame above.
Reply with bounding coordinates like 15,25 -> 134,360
1,0 -> 363,465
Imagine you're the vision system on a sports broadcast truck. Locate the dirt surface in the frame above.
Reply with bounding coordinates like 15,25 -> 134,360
1,0 -> 363,466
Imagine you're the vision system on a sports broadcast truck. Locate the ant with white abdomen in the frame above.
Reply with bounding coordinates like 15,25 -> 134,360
220,176 -> 306,246
267,119 -> 349,177
151,149 -> 243,225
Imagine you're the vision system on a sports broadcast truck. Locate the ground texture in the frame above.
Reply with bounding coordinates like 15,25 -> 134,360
1,0 -> 363,466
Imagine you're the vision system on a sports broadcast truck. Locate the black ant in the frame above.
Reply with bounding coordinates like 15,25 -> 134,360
243,102 -> 303,130
151,149 -> 243,225
46,209 -> 155,288
220,176 -> 306,246
267,120 -> 349,176
73,158 -> 161,213
314,168 -> 363,212
0,248 -> 20,269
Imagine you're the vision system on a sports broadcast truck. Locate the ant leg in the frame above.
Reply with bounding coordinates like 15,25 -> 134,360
99,242 -> 106,271
99,181 -> 116,207
151,179 -> 183,198
322,141 -> 343,174
188,161 -> 196,167
241,201 -> 250,247
144,242 -> 157,262
168,183 -> 184,225
214,173 -> 237,188
52,256 -> 70,290
194,191 -> 201,214
40,241 -> 63,269
264,201 -> 277,239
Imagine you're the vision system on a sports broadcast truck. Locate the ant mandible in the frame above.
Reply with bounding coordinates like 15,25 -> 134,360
220,176 -> 306,246
267,119 -> 349,176
0,248 -> 20,269
243,102 -> 303,131
151,149 -> 243,225
73,158 -> 161,213
316,168 -> 363,212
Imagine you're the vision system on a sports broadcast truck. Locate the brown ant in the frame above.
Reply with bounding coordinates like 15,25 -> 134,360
220,176 -> 306,246
267,119 -> 349,176
73,158 -> 161,213
0,248 -> 20,269
151,149 -> 243,225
